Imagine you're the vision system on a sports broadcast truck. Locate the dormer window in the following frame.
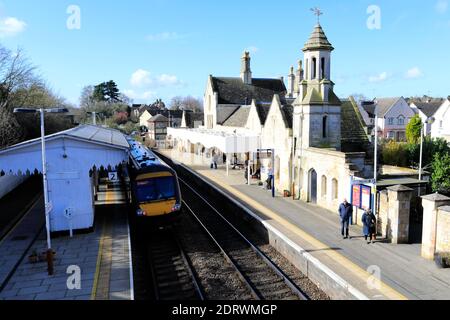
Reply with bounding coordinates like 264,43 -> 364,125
398,116 -> 405,125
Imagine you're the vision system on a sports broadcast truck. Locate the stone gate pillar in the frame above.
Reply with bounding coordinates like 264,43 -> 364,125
421,193 -> 450,260
386,185 -> 413,244
436,206 -> 450,255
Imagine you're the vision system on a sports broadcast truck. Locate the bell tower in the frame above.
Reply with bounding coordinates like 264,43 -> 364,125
293,9 -> 342,151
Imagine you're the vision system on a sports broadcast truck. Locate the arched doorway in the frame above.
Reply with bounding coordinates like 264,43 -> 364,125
308,169 -> 318,204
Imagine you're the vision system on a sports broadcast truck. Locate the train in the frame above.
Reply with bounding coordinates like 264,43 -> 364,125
126,137 -> 182,222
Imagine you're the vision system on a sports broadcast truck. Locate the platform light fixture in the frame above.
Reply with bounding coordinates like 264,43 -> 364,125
14,107 -> 69,275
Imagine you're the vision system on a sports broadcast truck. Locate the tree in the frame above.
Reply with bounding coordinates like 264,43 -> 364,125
169,96 -> 183,110
114,112 -> 128,125
80,85 -> 95,109
183,96 -> 203,112
0,46 -> 39,147
92,83 -> 107,102
104,80 -> 120,102
406,114 -> 422,144
432,153 -> 450,195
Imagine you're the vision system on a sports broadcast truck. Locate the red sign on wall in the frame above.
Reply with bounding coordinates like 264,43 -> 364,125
352,185 -> 361,208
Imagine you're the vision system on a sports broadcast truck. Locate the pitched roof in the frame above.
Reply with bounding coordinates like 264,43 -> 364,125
148,114 -> 169,122
281,105 -> 293,129
303,24 -> 334,52
374,97 -> 401,117
255,103 -> 271,125
222,106 -> 251,127
340,98 -> 370,152
412,101 -> 442,118
217,105 -> 241,124
211,77 -> 287,105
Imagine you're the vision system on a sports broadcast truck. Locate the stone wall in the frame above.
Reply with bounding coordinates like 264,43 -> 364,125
436,206 -> 450,254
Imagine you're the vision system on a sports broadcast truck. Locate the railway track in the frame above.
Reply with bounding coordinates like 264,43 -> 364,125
179,177 -> 310,301
147,227 -> 204,301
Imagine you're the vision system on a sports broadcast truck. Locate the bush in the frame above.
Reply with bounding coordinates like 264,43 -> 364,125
432,153 -> 450,195
381,140 -> 409,167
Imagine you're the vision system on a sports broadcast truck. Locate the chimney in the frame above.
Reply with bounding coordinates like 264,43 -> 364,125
240,51 -> 252,85
287,66 -> 295,98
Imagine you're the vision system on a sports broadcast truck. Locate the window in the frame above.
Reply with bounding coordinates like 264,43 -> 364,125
135,177 -> 176,203
398,116 -> 405,125
321,57 -> 325,79
321,175 -> 327,198
332,179 -> 338,200
322,116 -> 328,138
312,58 -> 317,79
305,59 -> 309,79
388,118 -> 394,125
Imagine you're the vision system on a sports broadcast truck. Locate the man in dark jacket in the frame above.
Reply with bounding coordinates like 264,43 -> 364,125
339,199 -> 353,239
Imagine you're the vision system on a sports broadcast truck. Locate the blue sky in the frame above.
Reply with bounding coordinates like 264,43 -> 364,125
0,0 -> 449,106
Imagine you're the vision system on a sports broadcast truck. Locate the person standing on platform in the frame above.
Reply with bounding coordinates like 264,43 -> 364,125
338,199 -> 353,239
362,209 -> 377,244
210,151 -> 218,169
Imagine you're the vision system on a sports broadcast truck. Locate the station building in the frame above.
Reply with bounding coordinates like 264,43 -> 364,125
170,22 -> 373,212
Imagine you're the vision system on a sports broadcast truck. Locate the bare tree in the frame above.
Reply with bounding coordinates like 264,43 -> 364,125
182,96 -> 203,112
0,47 -> 38,147
169,96 -> 183,110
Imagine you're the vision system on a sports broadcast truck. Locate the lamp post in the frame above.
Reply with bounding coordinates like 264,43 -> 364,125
419,117 -> 435,182
14,107 -> 69,275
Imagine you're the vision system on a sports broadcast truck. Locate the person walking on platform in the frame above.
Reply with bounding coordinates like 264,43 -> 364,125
362,209 -> 377,244
210,151 -> 218,170
338,199 -> 353,239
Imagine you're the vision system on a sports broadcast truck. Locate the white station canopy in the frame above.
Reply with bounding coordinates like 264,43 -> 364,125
168,128 -> 261,154
0,125 -> 130,232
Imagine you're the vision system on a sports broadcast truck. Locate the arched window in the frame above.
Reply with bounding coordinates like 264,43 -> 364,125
321,57 -> 325,79
332,178 -> 338,200
312,58 -> 317,79
321,175 -> 327,198
323,116 -> 328,138
299,169 -> 304,190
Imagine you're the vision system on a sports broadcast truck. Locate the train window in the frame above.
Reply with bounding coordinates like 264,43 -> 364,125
135,177 -> 176,202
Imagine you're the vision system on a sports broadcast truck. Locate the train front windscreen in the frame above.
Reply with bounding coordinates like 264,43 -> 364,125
136,177 -> 176,203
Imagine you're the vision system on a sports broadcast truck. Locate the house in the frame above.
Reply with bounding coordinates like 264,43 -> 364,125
147,114 -> 170,149
431,98 -> 450,142
410,99 -> 443,135
139,109 -> 184,130
362,97 -> 415,141
181,110 -> 204,128
203,51 -> 287,131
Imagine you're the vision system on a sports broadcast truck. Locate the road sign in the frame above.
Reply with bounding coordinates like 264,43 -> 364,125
352,179 -> 376,185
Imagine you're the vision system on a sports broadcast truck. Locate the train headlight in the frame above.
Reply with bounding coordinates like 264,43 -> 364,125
171,204 -> 182,212
136,209 -> 146,216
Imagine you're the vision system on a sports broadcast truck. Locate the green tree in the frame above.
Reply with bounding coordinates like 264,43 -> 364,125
104,80 -> 120,102
432,153 -> 450,195
381,140 -> 409,167
92,83 -> 107,102
406,114 -> 422,144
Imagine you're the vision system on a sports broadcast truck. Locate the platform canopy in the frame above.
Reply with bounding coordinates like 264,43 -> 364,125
168,128 -> 261,154
0,125 -> 129,175
0,125 -> 131,232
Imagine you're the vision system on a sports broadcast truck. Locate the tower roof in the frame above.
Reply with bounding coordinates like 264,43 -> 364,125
303,24 -> 334,52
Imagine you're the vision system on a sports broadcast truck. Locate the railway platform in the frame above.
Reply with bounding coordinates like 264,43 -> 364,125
159,149 -> 450,300
0,180 -> 133,300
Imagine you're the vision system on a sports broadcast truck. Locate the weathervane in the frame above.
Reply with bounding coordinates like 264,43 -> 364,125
310,7 -> 323,23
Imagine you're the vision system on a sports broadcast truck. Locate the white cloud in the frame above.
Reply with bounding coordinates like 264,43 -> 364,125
405,67 -> 423,79
369,72 -> 389,83
0,17 -> 26,38
130,69 -> 152,87
435,0 -> 448,14
123,89 -> 156,100
130,69 -> 182,88
146,32 -> 184,41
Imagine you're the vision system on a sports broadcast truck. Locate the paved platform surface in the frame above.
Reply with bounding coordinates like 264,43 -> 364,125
161,149 -> 450,300
0,181 -> 133,300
